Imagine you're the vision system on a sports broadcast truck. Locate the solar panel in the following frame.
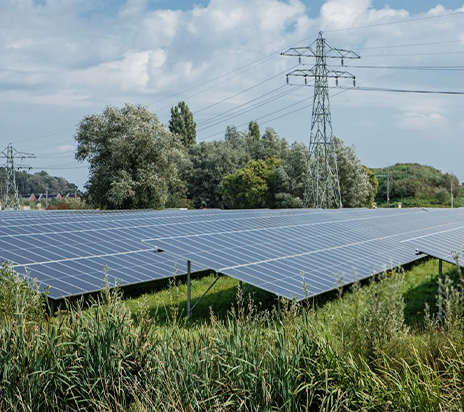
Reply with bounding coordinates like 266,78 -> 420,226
1,209 -> 211,299
402,225 -> 464,267
144,208 -> 464,300
3,207 -> 464,302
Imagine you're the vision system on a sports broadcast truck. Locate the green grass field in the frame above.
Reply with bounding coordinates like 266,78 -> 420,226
2,258 -> 464,411
123,257 -> 451,328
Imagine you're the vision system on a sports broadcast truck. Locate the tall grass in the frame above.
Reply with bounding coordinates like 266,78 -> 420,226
1,261 -> 464,411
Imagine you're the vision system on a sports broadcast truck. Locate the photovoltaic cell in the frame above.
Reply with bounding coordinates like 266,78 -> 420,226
402,225 -> 464,267
144,208 -> 464,300
2,207 -> 464,301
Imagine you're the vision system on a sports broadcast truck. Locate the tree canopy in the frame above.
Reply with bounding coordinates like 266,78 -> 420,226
222,157 -> 282,209
75,104 -> 183,209
0,169 -> 77,196
169,101 -> 197,147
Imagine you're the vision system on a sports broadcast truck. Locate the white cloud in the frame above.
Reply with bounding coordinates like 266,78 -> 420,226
393,112 -> 449,130
1,0 -> 464,188
57,145 -> 75,153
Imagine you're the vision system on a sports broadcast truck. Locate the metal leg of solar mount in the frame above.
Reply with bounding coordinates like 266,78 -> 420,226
49,299 -> 56,317
438,259 -> 443,323
277,296 -> 281,317
187,260 -> 192,320
191,273 -> 222,313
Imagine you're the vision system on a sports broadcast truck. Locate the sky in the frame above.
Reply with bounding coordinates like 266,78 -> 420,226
1,0 -> 464,191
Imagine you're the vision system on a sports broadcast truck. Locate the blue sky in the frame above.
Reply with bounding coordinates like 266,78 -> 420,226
1,0 -> 464,190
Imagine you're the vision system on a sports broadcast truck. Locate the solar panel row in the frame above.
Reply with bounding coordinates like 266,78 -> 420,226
2,207 -> 464,301
145,208 -> 464,300
402,225 -> 464,267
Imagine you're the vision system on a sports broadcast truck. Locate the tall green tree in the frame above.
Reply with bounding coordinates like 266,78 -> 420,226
222,157 -> 282,209
333,137 -> 372,207
248,121 -> 260,142
363,165 -> 379,207
75,104 -> 183,209
181,140 -> 248,208
169,101 -> 197,146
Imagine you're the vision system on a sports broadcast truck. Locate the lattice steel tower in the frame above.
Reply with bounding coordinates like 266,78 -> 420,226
282,32 -> 360,208
1,144 -> 35,210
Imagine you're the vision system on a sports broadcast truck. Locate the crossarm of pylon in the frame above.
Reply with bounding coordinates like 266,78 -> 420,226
324,47 -> 360,59
286,68 -> 356,79
280,46 -> 317,57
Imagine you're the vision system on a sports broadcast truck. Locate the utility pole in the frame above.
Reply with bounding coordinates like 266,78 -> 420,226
281,32 -> 360,209
0,144 -> 35,210
377,170 -> 390,207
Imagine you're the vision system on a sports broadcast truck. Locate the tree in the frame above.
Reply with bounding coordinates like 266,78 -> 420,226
75,104 -> 183,209
334,137 -> 372,207
363,165 -> 379,207
248,121 -> 260,142
181,140 -> 248,208
251,127 -> 288,160
169,101 -> 197,146
222,157 -> 282,209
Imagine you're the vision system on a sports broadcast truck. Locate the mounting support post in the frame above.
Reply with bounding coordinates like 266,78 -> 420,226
187,260 -> 191,319
438,259 -> 443,322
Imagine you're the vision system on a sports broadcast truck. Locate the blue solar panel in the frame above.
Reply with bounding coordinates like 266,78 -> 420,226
144,208 -> 464,300
402,224 -> 464,266
3,207 -> 464,301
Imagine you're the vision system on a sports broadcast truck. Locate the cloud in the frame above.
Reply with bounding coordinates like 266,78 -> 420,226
393,112 -> 449,130
57,145 -> 75,153
1,0 -> 464,188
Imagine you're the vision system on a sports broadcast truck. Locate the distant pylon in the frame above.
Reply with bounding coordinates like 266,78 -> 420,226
1,144 -> 35,210
281,32 -> 360,208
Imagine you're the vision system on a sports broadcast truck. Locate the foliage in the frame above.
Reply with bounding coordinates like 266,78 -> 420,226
375,163 -> 461,207
334,137 -> 372,207
364,165 -> 379,207
169,101 -> 197,147
181,138 -> 248,208
0,169 -> 77,196
250,127 -> 288,161
75,104 -> 184,210
2,259 -> 464,411
222,157 -> 282,209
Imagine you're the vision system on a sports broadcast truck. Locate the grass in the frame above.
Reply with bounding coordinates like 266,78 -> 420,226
123,257 -> 455,328
124,273 -> 276,324
2,258 -> 464,411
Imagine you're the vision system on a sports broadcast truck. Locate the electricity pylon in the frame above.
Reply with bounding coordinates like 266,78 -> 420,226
282,32 -> 360,208
1,144 -> 35,210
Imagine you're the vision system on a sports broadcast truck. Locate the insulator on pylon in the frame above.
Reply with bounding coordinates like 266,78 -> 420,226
286,76 -> 289,85
335,78 -> 338,87
305,77 -> 307,85
299,57 -> 301,64
341,58 -> 344,66
353,79 -> 356,87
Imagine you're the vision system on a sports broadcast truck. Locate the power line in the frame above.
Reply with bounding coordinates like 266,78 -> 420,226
193,64 -> 299,115
362,50 -> 464,57
339,86 -> 464,95
198,89 -> 349,143
357,39 -> 463,50
196,85 -> 305,132
196,84 -> 287,126
154,54 -> 278,112
12,128 -> 75,145
339,64 -> 464,71
325,10 -> 464,33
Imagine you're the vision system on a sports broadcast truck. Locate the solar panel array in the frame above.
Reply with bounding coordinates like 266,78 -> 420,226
1,209 -> 207,299
402,225 -> 464,267
145,208 -> 464,300
2,207 -> 464,301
